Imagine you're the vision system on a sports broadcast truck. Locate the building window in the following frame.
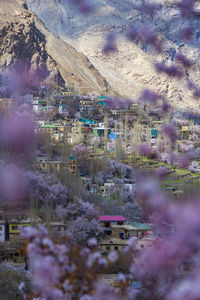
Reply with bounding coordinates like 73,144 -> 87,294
0,227 -> 2,231
104,222 -> 110,227
106,246 -> 110,251
114,246 -> 118,251
12,226 -> 18,230
105,231 -> 112,235
117,222 -> 124,225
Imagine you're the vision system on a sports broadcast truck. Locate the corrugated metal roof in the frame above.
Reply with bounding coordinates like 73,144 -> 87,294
99,216 -> 127,222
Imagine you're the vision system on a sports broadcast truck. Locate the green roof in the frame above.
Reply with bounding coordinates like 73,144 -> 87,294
41,124 -> 58,128
69,154 -> 74,160
130,222 -> 152,230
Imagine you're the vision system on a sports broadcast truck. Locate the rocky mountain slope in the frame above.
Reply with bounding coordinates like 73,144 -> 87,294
26,0 -> 200,108
0,0 -> 110,94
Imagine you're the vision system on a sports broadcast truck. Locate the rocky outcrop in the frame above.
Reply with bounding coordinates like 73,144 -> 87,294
26,0 -> 200,108
0,0 -> 111,94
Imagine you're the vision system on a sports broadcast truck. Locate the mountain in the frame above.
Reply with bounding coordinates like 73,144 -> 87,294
0,0 -> 110,94
26,0 -> 200,108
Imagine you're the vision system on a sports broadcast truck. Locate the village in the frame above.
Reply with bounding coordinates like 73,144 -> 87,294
0,84 -> 200,269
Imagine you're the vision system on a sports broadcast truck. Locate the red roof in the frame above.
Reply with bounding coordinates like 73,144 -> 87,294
98,215 -> 127,222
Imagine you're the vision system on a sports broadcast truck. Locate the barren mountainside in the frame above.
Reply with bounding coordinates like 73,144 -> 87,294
0,0 -> 110,94
26,0 -> 200,108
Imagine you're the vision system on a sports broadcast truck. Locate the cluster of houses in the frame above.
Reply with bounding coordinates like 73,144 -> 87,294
0,212 -> 153,257
0,212 -> 66,243
0,88 -> 199,260
29,91 -> 200,199
98,215 -> 154,254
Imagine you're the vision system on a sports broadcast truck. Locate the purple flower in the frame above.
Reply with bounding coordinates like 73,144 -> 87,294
138,144 -> 152,156
0,111 -> 34,153
0,164 -> 27,204
67,0 -> 93,14
87,252 -> 101,267
80,295 -> 94,300
106,97 -> 132,109
98,257 -> 108,268
63,279 -> 73,292
167,268 -> 200,300
163,124 -> 177,145
127,25 -> 163,52
188,160 -> 200,172
117,273 -> 126,283
94,281 -> 118,300
175,53 -> 192,68
139,89 -> 160,105
21,227 -> 37,240
127,237 -> 137,249
187,80 -> 200,98
80,247 -> 91,257
162,101 -> 171,113
155,62 -> 184,78
177,153 -> 191,168
181,25 -> 194,40
127,26 -> 138,41
103,32 -> 117,55
141,2 -> 159,16
108,251 -> 118,263
178,0 -> 195,18
88,237 -> 98,247
155,166 -> 169,178
32,255 -> 60,287
138,26 -> 163,53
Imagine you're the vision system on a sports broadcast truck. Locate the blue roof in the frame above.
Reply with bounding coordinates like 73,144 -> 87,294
97,101 -> 106,106
80,118 -> 96,124
109,133 -> 116,140
131,281 -> 142,289
97,96 -> 108,100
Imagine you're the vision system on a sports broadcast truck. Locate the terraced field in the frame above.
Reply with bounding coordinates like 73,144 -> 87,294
125,155 -> 200,200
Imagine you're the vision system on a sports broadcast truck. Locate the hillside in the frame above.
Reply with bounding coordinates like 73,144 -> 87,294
26,0 -> 200,108
0,0 -> 110,94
